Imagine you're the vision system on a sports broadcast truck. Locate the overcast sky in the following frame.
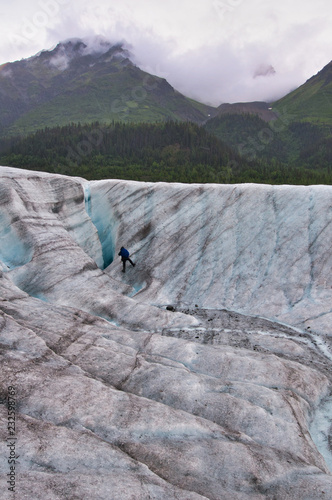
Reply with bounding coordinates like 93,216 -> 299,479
0,0 -> 331,105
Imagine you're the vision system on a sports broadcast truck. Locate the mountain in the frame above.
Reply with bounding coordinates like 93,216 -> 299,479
205,62 -> 332,167
1,166 -> 332,498
273,60 -> 332,125
215,101 -> 277,122
0,38 -> 215,137
207,60 -> 332,127
0,40 -> 331,180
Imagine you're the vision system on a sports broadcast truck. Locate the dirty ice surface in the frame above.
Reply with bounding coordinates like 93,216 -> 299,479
0,166 -> 331,499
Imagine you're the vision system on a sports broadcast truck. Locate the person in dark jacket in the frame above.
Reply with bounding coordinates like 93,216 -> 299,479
118,246 -> 135,273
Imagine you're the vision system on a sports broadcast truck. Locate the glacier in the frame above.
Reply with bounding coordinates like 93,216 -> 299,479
0,166 -> 331,499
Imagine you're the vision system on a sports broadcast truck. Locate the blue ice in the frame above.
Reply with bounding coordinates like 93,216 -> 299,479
84,183 -> 119,269
0,213 -> 33,270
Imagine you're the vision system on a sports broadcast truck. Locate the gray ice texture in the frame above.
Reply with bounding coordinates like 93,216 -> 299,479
0,166 -> 331,499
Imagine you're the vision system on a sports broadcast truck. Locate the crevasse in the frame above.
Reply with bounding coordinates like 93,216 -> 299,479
84,181 -> 119,269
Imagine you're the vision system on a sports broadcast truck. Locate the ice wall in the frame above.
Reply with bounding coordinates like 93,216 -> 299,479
84,182 -> 119,268
94,180 -> 332,336
0,168 -> 331,336
0,167 -> 197,331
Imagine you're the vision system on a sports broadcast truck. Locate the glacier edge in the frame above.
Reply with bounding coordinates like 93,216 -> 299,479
0,166 -> 331,499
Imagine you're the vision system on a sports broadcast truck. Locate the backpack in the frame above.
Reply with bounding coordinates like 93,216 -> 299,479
120,247 -> 129,259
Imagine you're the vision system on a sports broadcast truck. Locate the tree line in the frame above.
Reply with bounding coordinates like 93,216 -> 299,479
0,120 -> 331,185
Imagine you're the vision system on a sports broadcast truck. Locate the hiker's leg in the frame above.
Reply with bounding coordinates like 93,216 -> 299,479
122,257 -> 126,272
128,258 -> 135,267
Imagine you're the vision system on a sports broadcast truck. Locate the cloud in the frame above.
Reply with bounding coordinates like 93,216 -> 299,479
254,64 -> 276,79
132,40 -> 300,105
0,66 -> 13,78
47,35 -> 130,71
49,52 -> 70,70
0,0 -> 331,104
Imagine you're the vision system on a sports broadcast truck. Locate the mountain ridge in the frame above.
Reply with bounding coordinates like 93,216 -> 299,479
215,101 -> 278,122
0,38 -> 331,180
205,60 -> 332,169
0,38 -> 216,136
273,60 -> 332,125
1,38 -> 331,137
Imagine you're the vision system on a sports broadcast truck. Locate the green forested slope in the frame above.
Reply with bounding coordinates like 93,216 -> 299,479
1,121 -> 330,185
0,40 -> 215,137
272,60 -> 332,125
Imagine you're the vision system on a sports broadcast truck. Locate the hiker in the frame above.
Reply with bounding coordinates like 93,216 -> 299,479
118,246 -> 135,273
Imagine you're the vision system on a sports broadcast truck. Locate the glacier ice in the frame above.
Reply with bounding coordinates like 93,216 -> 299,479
0,166 -> 331,499
310,395 -> 332,471
84,181 -> 118,268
